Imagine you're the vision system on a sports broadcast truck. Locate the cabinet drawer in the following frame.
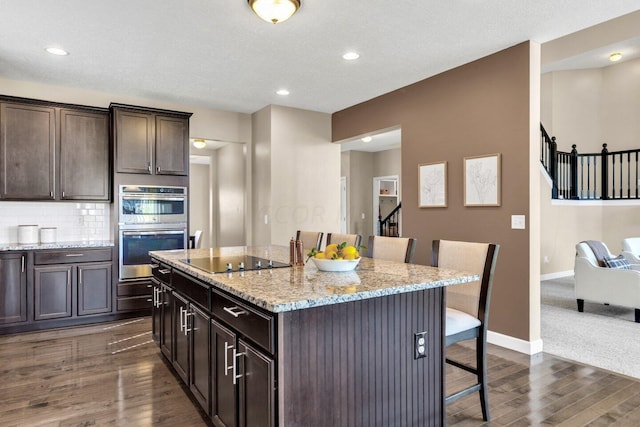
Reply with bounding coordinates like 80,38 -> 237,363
151,261 -> 171,284
171,270 -> 209,310
117,295 -> 152,312
35,248 -> 112,265
211,289 -> 275,354
117,281 -> 153,297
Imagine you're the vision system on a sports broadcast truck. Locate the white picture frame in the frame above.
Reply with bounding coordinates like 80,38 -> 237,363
464,153 -> 501,206
418,161 -> 447,208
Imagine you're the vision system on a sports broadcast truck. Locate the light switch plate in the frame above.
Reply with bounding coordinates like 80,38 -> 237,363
511,215 -> 525,229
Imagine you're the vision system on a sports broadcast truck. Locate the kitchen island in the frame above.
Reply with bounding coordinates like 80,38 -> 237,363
150,246 -> 478,427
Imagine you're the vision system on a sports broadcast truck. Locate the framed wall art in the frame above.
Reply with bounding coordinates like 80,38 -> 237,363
418,161 -> 447,208
464,153 -> 501,206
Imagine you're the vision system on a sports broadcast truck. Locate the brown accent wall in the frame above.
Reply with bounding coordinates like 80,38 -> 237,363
333,42 -> 532,340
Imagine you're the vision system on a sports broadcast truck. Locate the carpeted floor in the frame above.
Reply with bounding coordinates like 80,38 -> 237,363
541,276 -> 640,379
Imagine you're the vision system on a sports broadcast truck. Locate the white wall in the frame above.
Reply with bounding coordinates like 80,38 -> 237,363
541,57 -> 640,152
189,162 -> 211,248
252,105 -> 340,246
217,143 -> 246,246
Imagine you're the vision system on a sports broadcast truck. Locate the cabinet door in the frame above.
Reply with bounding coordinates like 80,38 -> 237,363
77,262 -> 112,315
114,108 -> 153,174
238,339 -> 275,427
190,304 -> 211,414
60,109 -> 110,201
173,292 -> 189,383
34,265 -> 73,320
0,252 -> 27,324
0,102 -> 55,199
155,115 -> 188,176
211,320 -> 237,427
160,285 -> 173,359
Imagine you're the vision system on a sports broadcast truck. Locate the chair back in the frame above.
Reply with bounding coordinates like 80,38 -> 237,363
432,240 -> 499,321
367,235 -> 416,263
622,238 -> 640,254
296,230 -> 324,253
193,230 -> 203,249
326,233 -> 362,249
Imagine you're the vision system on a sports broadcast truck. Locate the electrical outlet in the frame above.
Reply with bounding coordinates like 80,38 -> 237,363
414,331 -> 427,359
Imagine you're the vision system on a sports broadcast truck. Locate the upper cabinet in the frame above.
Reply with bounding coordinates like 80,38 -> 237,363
111,104 -> 191,176
0,97 -> 110,202
0,102 -> 56,200
60,108 -> 110,201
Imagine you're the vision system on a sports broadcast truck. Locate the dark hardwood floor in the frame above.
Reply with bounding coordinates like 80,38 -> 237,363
1,317 -> 639,426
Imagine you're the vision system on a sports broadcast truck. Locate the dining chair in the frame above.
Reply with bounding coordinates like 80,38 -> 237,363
326,232 -> 362,249
295,230 -> 324,253
367,235 -> 416,263
192,230 -> 203,249
431,239 -> 499,422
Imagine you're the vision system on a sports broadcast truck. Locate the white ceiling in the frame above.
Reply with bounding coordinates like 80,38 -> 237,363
1,1 -> 639,116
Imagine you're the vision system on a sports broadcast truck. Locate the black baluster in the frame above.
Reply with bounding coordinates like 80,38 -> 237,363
601,144 -> 609,200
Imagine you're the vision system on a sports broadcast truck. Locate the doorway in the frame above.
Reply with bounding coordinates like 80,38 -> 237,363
373,175 -> 399,236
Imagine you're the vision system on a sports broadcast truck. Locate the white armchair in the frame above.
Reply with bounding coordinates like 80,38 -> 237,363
621,237 -> 640,264
574,241 -> 640,322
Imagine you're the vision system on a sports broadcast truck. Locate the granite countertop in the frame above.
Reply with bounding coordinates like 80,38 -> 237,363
0,240 -> 115,251
150,246 -> 479,313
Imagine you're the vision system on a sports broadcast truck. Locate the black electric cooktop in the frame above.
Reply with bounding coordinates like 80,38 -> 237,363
180,255 -> 290,274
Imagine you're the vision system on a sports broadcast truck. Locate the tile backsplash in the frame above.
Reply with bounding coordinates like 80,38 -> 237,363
0,202 -> 111,243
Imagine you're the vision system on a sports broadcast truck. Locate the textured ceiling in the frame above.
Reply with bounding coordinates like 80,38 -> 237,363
0,1 -> 639,114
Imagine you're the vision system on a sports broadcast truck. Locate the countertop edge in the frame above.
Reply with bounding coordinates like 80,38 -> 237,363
0,240 -> 115,251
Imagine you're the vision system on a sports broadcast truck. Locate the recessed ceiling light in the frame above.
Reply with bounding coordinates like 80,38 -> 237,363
45,47 -> 69,56
343,52 -> 360,60
276,89 -> 290,96
361,136 -> 372,143
609,52 -> 622,62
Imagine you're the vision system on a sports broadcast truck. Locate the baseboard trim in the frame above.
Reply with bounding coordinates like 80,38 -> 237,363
540,270 -> 573,281
488,330 -> 543,355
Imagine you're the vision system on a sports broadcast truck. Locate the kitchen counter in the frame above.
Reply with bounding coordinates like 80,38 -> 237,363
150,245 -> 478,313
0,240 -> 115,251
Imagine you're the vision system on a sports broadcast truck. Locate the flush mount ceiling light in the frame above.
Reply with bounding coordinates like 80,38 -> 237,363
361,136 -> 372,143
609,52 -> 623,62
45,47 -> 69,56
192,139 -> 207,149
276,89 -> 290,96
248,0 -> 300,24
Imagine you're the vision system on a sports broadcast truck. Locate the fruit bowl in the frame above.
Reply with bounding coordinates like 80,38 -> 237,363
311,257 -> 361,272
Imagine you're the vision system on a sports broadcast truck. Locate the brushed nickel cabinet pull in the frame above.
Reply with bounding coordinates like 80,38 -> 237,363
223,306 -> 247,318
224,342 -> 234,376
21,255 -> 25,272
65,253 -> 84,257
158,268 -> 171,274
232,349 -> 245,385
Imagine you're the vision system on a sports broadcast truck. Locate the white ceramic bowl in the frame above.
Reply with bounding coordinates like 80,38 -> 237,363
311,257 -> 361,272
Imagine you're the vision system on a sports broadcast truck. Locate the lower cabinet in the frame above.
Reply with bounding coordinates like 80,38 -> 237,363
0,252 -> 27,325
33,249 -> 112,321
151,261 -> 276,427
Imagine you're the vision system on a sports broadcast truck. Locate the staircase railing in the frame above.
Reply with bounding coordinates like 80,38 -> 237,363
379,202 -> 401,237
540,123 -> 640,200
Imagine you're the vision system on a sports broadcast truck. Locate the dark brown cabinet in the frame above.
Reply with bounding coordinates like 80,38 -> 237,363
0,97 -> 110,202
34,248 -> 112,321
59,108 -> 110,201
172,291 -> 211,414
112,104 -> 191,176
0,252 -> 27,325
238,339 -> 275,427
34,264 -> 73,320
211,320 -> 237,427
0,102 -> 56,200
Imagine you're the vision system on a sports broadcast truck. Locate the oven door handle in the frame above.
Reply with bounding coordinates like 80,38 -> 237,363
121,195 -> 185,202
122,230 -> 185,236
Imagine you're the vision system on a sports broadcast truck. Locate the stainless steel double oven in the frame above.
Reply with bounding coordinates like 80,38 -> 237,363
118,185 -> 188,280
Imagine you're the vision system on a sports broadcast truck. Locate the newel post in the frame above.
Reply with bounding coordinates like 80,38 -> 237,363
550,136 -> 558,199
570,144 -> 578,199
601,143 -> 609,200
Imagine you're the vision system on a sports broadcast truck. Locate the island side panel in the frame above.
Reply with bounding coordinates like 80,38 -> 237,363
278,287 -> 445,427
